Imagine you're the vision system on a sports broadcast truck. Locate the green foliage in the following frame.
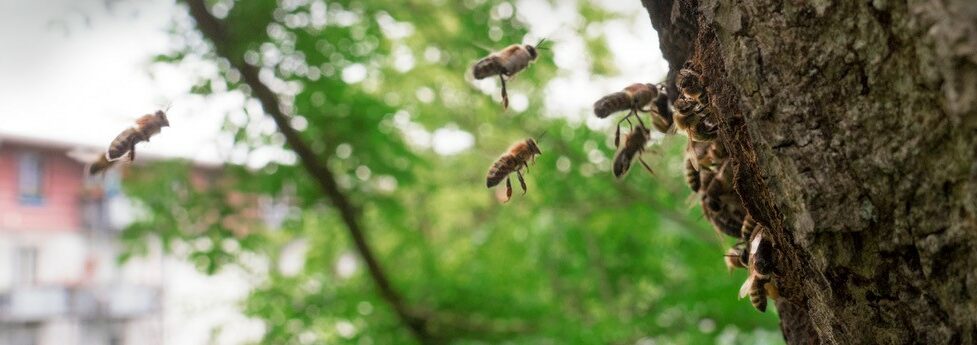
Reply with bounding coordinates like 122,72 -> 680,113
124,0 -> 784,343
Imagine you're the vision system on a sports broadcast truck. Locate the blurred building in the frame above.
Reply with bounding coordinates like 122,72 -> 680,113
0,135 -> 162,345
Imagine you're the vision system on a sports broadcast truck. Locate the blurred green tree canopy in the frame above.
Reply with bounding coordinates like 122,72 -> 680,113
123,0 -> 783,343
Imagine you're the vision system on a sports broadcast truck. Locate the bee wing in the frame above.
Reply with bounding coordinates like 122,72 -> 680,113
750,231 -> 763,255
105,150 -> 129,162
739,273 -> 755,299
471,42 -> 494,53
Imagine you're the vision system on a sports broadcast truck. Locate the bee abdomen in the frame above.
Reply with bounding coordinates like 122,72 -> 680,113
472,56 -> 504,80
106,128 -> 141,161
486,155 -> 518,187
89,155 -> 115,175
612,151 -> 633,177
685,158 -> 700,192
749,278 -> 769,312
593,92 -> 631,118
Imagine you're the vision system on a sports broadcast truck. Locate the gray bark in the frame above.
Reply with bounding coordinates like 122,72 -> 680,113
642,0 -> 977,344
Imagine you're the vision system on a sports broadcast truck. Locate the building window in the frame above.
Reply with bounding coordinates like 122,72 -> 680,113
14,247 -> 37,287
18,152 -> 44,205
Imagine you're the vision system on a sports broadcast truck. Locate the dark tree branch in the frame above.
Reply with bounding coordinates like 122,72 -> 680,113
183,0 -> 434,342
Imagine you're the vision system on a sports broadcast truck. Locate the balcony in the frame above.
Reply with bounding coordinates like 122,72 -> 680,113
0,286 -> 69,322
0,285 -> 159,322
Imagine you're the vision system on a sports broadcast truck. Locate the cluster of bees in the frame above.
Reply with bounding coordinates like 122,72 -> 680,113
673,66 -> 779,312
474,44 -> 778,312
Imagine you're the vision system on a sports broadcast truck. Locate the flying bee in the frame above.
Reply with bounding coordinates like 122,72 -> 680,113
89,110 -> 170,175
612,125 -> 655,178
472,39 -> 546,110
593,83 -> 659,146
486,137 -> 542,202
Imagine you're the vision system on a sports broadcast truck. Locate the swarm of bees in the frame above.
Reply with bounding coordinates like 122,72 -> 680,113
584,63 -> 779,313
89,110 -> 171,175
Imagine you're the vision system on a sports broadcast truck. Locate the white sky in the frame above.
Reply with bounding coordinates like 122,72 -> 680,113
0,0 -> 667,344
0,0 -> 666,163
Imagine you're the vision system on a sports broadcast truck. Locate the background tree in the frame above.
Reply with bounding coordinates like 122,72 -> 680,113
642,0 -> 977,344
122,0 -> 790,344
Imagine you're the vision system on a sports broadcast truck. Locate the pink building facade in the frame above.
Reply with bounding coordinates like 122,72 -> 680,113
0,136 -> 162,345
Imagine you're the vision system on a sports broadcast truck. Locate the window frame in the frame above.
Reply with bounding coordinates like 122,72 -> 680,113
17,151 -> 45,206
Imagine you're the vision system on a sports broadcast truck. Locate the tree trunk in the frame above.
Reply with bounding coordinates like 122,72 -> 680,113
642,1 -> 977,344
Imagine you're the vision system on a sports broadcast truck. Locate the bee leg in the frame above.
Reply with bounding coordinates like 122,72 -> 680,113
638,154 -> 655,176
499,74 -> 509,110
128,146 -> 136,161
631,107 -> 648,130
615,116 -> 633,148
504,177 -> 513,202
516,170 -> 528,195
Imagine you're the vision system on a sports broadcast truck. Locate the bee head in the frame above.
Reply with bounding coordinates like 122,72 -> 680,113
526,138 -> 541,155
155,110 -> 170,127
524,44 -> 538,60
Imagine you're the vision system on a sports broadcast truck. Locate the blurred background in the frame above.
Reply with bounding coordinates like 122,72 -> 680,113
0,0 -> 783,344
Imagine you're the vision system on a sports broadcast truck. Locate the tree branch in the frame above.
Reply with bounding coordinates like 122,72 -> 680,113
183,0 -> 433,342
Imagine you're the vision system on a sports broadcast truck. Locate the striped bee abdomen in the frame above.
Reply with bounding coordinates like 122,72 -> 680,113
106,128 -> 143,161
749,277 -> 769,312
472,56 -> 504,80
486,155 -> 518,187
593,91 -> 631,118
685,158 -> 700,192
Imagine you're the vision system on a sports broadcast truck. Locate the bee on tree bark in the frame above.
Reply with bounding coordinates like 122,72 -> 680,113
738,229 -> 779,312
472,40 -> 546,110
486,137 -> 542,202
89,110 -> 170,175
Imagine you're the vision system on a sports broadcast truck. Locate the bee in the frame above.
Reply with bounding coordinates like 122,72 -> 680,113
700,162 -> 746,238
724,244 -> 748,272
472,39 -> 545,110
738,230 -> 778,312
486,137 -> 542,202
674,96 -> 718,142
676,65 -> 704,100
593,83 -> 659,146
650,90 -> 674,134
89,110 -> 170,175
612,125 -> 655,178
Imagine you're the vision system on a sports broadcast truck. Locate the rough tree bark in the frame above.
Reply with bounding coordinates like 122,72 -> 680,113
643,0 -> 977,344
